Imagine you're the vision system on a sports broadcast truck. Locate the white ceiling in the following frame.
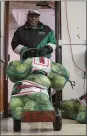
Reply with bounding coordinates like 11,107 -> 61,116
9,1 -> 54,9
9,2 -> 38,10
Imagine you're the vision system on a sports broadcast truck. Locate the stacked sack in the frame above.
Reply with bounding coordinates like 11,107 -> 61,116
9,80 -> 54,120
6,57 -> 71,120
6,58 -> 70,90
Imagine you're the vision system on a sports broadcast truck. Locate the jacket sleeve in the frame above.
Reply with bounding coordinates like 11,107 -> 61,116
11,29 -> 27,55
47,29 -> 57,51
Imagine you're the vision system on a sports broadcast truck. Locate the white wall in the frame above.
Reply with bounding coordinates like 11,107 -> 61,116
61,1 -> 86,100
1,1 -> 5,62
8,1 -> 86,102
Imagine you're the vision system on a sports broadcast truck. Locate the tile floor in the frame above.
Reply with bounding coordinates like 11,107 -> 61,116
1,117 -> 86,135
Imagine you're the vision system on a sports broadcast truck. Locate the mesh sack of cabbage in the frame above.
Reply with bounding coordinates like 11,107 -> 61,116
48,61 -> 71,90
76,104 -> 87,124
10,80 -> 54,120
60,99 -> 80,120
6,57 -> 72,90
25,73 -> 51,88
60,99 -> 87,124
23,95 -> 54,112
76,94 -> 87,124
31,57 -> 74,90
5,58 -> 32,82
26,57 -> 71,90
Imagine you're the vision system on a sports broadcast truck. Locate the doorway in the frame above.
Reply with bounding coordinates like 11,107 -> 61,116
3,1 -> 62,117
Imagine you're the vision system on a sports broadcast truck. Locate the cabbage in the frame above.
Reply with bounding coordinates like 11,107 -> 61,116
24,58 -> 32,66
34,92 -> 49,105
20,92 -> 50,105
20,94 -> 36,105
76,105 -> 87,123
24,99 -> 54,111
60,99 -> 79,120
8,76 -> 21,83
78,104 -> 86,112
11,107 -> 24,120
20,93 -> 50,105
6,59 -> 32,80
76,111 -> 87,124
49,61 -> 70,90
10,97 -> 24,109
24,100 -> 39,111
20,95 -> 31,104
25,73 -> 51,88
51,61 -> 70,79
24,98 -> 54,111
48,72 -> 67,90
40,105 -> 54,111
39,102 -> 54,111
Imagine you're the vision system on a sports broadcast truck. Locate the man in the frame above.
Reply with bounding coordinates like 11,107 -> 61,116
11,9 -> 57,59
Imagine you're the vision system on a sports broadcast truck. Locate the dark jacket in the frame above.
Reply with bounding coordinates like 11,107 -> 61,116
11,21 -> 56,58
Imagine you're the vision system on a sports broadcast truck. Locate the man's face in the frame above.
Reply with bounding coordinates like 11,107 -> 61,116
27,14 -> 40,26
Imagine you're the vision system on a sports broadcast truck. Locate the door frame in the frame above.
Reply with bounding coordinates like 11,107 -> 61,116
3,1 -> 62,117
3,1 -> 9,118
55,1 -> 62,104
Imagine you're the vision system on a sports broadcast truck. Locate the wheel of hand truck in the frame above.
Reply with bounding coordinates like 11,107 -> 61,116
53,108 -> 62,131
13,119 -> 21,132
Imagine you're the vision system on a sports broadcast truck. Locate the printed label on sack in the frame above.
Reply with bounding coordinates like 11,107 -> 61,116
78,94 -> 87,106
32,57 -> 51,74
12,80 -> 48,97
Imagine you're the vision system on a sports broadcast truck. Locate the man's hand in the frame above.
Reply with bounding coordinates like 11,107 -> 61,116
22,49 -> 37,59
21,45 -> 53,59
36,45 -> 53,57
